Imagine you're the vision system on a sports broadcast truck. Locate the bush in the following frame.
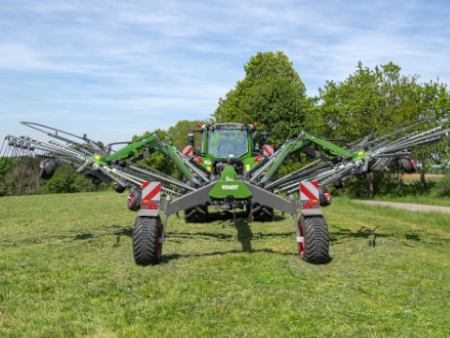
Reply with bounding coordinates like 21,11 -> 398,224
329,169 -> 438,199
43,165 -> 110,194
431,173 -> 450,197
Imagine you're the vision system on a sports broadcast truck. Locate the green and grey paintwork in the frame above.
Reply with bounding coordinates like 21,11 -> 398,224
85,122 -> 378,200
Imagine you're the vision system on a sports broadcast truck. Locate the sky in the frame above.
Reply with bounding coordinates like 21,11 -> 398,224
1,0 -> 449,145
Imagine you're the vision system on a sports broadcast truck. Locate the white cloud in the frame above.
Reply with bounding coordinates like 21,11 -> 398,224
1,0 -> 450,143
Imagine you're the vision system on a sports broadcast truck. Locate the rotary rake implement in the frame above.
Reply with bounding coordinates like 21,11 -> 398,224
1,118 -> 448,266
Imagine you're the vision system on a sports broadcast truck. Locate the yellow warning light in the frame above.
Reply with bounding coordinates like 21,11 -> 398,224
207,166 -> 211,172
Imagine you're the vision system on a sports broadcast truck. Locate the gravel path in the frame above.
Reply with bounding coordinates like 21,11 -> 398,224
353,200 -> 450,214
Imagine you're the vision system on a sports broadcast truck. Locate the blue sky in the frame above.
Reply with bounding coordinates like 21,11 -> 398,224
1,0 -> 449,145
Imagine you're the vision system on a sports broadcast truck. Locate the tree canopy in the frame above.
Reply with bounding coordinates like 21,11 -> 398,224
213,51 -> 312,147
316,61 -> 450,140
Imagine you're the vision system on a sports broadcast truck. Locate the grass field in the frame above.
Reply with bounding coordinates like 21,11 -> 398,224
1,192 -> 450,337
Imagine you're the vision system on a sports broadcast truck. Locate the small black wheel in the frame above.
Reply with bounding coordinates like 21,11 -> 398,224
400,157 -> 417,173
114,183 -> 126,193
127,189 -> 141,211
319,186 -> 332,207
298,215 -> 329,264
332,179 -> 345,189
184,205 -> 208,223
39,160 -> 57,180
133,216 -> 163,266
249,203 -> 273,222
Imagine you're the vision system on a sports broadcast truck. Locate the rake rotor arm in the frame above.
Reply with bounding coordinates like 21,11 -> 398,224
289,132 -> 353,158
21,121 -> 106,156
105,134 -> 200,187
256,131 -> 353,186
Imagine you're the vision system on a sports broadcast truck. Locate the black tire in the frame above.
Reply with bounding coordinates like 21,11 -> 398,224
114,183 -> 126,193
39,160 -> 57,180
249,203 -> 273,222
184,205 -> 208,223
133,216 -> 163,266
319,187 -> 332,207
298,215 -> 329,264
332,179 -> 345,189
127,189 -> 141,211
400,157 -> 417,174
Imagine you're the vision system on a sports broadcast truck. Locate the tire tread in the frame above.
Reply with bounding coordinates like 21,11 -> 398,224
133,216 -> 161,266
300,215 -> 329,264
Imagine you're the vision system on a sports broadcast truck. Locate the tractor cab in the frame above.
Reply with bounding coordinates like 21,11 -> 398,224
204,123 -> 252,160
183,122 -> 272,177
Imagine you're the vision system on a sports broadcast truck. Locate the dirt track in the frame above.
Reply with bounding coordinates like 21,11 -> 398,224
353,200 -> 450,214
402,174 -> 444,179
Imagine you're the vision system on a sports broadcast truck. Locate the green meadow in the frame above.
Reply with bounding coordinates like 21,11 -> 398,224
1,192 -> 450,337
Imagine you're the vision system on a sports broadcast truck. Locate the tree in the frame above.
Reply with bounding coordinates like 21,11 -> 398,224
0,157 -> 12,195
167,120 -> 202,152
318,61 -> 450,140
1,165 -> 41,196
131,129 -> 176,176
318,61 -> 450,195
213,51 -> 312,148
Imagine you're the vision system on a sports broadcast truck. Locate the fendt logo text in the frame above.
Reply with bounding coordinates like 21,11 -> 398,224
221,185 -> 239,190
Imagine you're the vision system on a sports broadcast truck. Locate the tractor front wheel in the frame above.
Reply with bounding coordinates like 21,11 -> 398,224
133,216 -> 163,266
184,205 -> 208,223
298,215 -> 329,264
249,203 -> 273,222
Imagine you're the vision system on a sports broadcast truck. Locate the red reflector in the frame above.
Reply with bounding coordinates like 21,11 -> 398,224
411,158 -> 417,168
149,201 -> 158,209
193,157 -> 202,163
143,200 -> 149,206
312,199 -> 318,206
303,201 -> 313,209
254,156 -> 265,162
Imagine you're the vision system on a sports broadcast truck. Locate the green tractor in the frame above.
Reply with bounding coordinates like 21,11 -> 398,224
180,122 -> 275,223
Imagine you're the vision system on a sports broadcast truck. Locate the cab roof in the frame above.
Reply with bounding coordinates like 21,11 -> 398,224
212,123 -> 253,130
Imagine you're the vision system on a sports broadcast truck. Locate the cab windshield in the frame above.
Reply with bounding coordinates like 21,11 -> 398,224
207,129 -> 248,159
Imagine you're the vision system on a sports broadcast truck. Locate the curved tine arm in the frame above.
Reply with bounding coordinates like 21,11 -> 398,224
21,121 -> 86,140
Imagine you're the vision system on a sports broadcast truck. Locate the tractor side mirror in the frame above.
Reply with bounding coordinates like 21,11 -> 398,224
187,133 -> 194,146
260,131 -> 268,144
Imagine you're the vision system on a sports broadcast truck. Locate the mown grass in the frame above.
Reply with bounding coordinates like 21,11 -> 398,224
1,192 -> 450,337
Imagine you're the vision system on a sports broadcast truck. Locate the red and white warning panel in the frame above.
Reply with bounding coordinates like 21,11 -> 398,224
263,144 -> 274,156
182,145 -> 193,156
300,181 -> 320,209
141,181 -> 161,210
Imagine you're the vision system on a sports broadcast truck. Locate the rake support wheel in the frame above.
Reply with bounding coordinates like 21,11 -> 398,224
400,157 -> 417,174
298,215 -> 329,264
114,183 -> 126,193
39,160 -> 57,180
133,216 -> 163,266
319,187 -> 332,207
127,189 -> 141,211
